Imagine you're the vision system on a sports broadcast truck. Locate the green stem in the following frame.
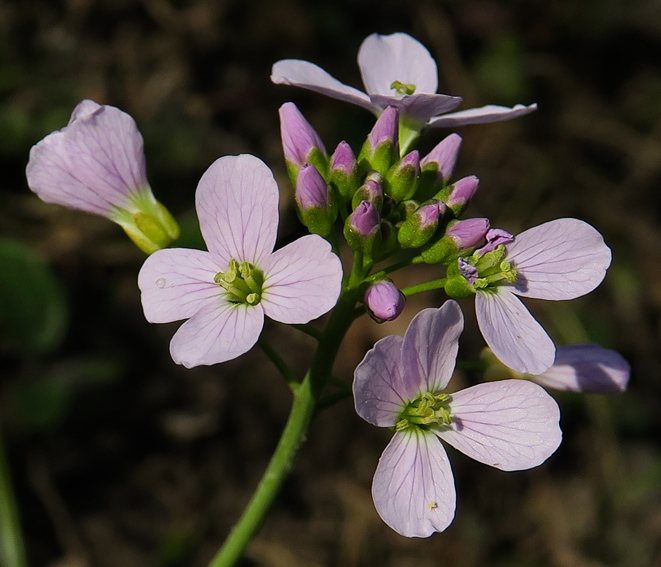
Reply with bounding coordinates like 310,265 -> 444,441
0,426 -> 28,567
207,286 -> 360,567
258,337 -> 300,391
401,278 -> 447,297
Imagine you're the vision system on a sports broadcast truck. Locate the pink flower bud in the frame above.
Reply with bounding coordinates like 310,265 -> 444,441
421,133 -> 462,181
447,218 -> 490,250
365,280 -> 406,322
295,164 -> 329,211
279,102 -> 326,179
445,175 -> 479,213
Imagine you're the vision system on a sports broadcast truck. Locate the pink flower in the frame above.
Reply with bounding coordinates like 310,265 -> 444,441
353,300 -> 562,537
138,155 -> 343,368
456,219 -> 612,375
26,100 -> 179,253
272,33 -> 536,128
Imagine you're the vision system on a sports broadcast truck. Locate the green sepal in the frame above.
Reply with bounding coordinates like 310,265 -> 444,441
444,274 -> 476,299
330,165 -> 360,203
297,192 -> 338,238
420,236 -> 459,264
385,157 -> 419,202
358,139 -> 395,177
112,189 -> 181,254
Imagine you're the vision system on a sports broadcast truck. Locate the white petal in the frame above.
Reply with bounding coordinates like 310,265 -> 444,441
506,218 -> 612,300
436,380 -> 562,470
261,235 -> 342,324
170,302 -> 264,368
271,59 -> 375,112
475,290 -> 555,374
427,103 -> 537,127
372,430 -> 456,537
138,248 -> 221,323
401,302 -> 463,397
195,155 -> 279,267
358,33 -> 438,96
353,335 -> 406,427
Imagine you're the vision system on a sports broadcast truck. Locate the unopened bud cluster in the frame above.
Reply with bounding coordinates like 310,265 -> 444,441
279,102 -> 497,319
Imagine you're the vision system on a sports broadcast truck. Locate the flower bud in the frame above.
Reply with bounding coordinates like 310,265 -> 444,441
295,164 -> 336,237
26,99 -> 180,254
279,102 -> 327,184
358,106 -> 399,176
365,280 -> 406,322
421,133 -> 462,181
344,200 -> 381,255
421,218 -> 490,264
444,175 -> 479,216
397,200 -> 442,248
385,150 -> 420,202
329,141 -> 360,201
352,172 -> 384,211
417,133 -> 462,200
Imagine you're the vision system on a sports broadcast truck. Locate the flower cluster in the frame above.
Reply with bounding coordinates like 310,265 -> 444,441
25,29 -> 629,546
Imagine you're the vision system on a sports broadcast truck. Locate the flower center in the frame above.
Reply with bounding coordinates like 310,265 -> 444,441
459,244 -> 518,290
390,80 -> 417,96
214,259 -> 264,306
396,392 -> 452,431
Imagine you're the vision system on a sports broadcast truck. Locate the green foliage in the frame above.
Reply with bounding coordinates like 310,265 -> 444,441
0,238 -> 68,356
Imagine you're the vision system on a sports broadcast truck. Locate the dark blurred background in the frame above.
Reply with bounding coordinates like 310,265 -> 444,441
1,0 -> 660,566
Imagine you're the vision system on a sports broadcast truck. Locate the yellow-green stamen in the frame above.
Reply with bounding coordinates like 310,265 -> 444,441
215,259 -> 264,305
396,392 -> 452,431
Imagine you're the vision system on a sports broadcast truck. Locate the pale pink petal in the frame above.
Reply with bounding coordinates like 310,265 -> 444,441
531,343 -> 630,393
358,33 -> 438,96
475,289 -> 555,375
369,93 -> 462,123
260,235 -> 342,324
195,155 -> 279,267
26,100 -> 149,216
428,103 -> 537,128
169,302 -> 264,368
436,380 -> 562,470
354,335 -> 406,427
138,248 -> 222,324
506,218 -> 612,300
271,59 -> 376,112
372,429 -> 456,537
401,302 -> 463,397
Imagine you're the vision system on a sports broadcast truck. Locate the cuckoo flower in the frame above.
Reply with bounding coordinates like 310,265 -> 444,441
138,155 -> 342,368
449,219 -> 612,375
353,300 -> 562,537
26,99 -> 179,254
271,33 -> 536,130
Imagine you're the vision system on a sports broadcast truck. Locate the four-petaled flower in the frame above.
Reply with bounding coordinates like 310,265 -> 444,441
26,99 -> 179,254
354,300 -> 562,537
454,219 -> 612,375
272,32 -> 536,130
138,154 -> 343,368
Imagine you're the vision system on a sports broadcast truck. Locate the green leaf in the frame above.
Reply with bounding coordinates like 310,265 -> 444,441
0,238 -> 68,355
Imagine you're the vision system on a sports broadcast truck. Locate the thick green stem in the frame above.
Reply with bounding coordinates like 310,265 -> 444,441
0,427 -> 28,567
206,287 -> 359,567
